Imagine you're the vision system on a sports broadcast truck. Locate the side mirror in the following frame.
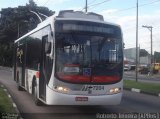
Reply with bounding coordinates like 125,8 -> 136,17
45,42 -> 51,54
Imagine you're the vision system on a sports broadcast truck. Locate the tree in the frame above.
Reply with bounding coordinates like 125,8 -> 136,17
154,51 -> 160,63
28,0 -> 37,7
139,49 -> 149,57
0,0 -> 54,66
0,1 -> 53,40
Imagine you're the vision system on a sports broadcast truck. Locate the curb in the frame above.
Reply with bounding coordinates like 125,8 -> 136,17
124,87 -> 160,97
0,84 -> 23,119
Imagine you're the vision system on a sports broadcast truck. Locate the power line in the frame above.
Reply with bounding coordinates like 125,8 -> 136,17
88,0 -> 97,5
42,0 -> 50,6
80,0 -> 112,11
114,0 -> 160,13
88,0 -> 112,7
89,0 -> 160,13
89,0 -> 160,15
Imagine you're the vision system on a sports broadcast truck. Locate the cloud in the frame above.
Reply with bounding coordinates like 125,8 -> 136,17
100,9 -> 160,52
100,9 -> 119,22
36,0 -> 71,6
101,9 -> 118,15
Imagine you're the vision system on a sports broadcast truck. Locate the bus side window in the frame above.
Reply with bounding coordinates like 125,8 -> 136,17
45,40 -> 51,54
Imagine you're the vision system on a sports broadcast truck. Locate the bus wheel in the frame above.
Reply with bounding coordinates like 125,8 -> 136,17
33,84 -> 42,106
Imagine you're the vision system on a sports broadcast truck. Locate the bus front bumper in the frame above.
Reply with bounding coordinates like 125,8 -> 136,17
46,87 -> 122,105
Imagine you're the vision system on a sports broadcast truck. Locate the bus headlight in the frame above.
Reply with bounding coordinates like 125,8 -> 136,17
109,88 -> 121,94
55,86 -> 70,93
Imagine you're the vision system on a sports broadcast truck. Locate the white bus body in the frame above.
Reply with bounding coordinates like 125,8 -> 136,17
13,10 -> 123,105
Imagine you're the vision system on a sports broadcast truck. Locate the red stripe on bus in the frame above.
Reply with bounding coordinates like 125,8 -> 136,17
92,76 -> 120,83
36,71 -> 40,78
57,73 -> 120,83
57,73 -> 90,83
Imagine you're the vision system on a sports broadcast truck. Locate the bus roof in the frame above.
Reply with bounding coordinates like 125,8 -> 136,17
15,10 -> 121,43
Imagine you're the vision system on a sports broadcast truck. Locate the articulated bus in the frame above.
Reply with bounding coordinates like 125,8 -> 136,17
13,10 -> 123,105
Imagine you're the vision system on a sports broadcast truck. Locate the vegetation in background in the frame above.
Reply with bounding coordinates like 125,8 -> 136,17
124,80 -> 160,94
154,51 -> 160,63
0,87 -> 16,113
0,0 -> 54,67
139,49 -> 160,63
139,49 -> 149,57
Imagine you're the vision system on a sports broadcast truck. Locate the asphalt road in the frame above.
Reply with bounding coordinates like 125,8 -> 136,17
0,69 -> 160,119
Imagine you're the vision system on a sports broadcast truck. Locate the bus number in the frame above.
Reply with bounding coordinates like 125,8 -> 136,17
82,85 -> 104,91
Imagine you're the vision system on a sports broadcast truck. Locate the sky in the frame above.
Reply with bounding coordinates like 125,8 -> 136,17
0,0 -> 160,53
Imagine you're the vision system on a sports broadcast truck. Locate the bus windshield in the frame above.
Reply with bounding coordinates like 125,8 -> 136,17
55,20 -> 123,83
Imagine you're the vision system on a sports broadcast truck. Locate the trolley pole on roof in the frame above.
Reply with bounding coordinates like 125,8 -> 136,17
30,10 -> 42,23
135,0 -> 139,82
85,0 -> 88,13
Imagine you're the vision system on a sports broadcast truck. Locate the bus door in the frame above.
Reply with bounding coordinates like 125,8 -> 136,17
39,35 -> 53,101
13,44 -> 17,81
16,43 -> 26,87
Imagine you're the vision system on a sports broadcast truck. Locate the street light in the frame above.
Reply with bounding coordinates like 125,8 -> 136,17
142,25 -> 153,75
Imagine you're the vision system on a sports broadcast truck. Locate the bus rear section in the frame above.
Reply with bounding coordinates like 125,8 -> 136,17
45,19 -> 123,105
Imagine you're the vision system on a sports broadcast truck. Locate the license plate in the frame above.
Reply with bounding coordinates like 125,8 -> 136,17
75,97 -> 88,101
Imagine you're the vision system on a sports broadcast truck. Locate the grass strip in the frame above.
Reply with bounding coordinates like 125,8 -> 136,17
124,80 -> 160,94
0,87 -> 16,113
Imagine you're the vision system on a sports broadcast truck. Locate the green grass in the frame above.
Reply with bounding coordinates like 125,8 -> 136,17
0,87 -> 16,113
124,80 -> 160,94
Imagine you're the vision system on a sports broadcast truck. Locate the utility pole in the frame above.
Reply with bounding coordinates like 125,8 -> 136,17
139,44 -> 140,66
85,0 -> 88,13
135,0 -> 139,82
142,25 -> 153,75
